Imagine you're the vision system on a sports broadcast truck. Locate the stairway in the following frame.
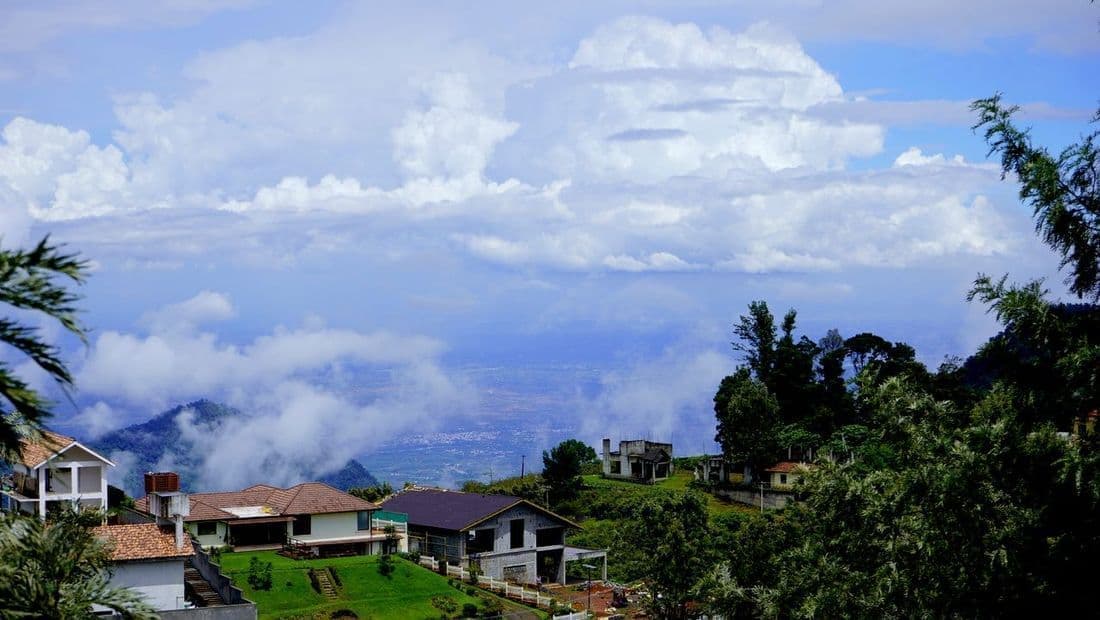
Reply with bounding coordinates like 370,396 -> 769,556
311,568 -> 339,599
185,560 -> 225,606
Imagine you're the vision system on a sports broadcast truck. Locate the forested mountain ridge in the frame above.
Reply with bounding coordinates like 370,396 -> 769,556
93,399 -> 378,496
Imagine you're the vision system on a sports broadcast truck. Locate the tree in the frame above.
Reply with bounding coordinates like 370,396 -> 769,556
714,369 -> 780,481
732,300 -> 778,384
542,439 -> 596,505
615,493 -> 713,620
0,237 -> 88,461
972,94 -> 1100,300
0,511 -> 156,619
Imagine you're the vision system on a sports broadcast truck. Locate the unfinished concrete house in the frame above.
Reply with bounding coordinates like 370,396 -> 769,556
601,438 -> 673,483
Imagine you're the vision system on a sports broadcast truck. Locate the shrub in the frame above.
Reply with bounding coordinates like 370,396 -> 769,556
330,610 -> 358,619
461,603 -> 478,618
378,553 -> 396,578
246,556 -> 273,591
465,586 -> 477,597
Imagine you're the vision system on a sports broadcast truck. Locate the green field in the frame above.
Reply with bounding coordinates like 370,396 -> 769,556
581,471 -> 753,516
218,551 -> 524,619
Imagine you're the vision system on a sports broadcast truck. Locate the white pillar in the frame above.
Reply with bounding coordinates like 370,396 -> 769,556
37,468 -> 46,519
100,466 -> 108,513
69,463 -> 80,509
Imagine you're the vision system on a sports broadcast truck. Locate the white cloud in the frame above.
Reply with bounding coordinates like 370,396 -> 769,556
579,343 -> 733,453
0,117 -> 133,221
894,147 -> 966,167
140,290 -> 235,334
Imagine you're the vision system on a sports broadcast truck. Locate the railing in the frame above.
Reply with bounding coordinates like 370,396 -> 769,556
417,556 -> 557,609
552,613 -> 591,620
189,539 -> 253,606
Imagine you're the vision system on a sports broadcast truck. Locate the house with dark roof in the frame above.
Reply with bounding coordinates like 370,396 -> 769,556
380,488 -> 605,586
135,478 -> 408,557
601,438 -> 673,482
0,430 -> 114,519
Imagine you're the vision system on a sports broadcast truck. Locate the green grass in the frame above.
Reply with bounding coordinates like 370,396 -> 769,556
219,551 -> 521,619
581,472 -> 753,516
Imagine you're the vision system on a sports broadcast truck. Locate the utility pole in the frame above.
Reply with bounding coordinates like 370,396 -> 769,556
521,455 -> 525,478
759,481 -> 765,511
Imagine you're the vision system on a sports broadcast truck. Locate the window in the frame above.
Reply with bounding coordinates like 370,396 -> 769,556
510,518 -> 524,549
196,522 -> 217,536
467,528 -> 494,553
357,510 -> 372,531
610,461 -> 621,474
535,527 -> 563,547
45,470 -> 53,492
293,514 -> 311,536
780,474 -> 788,485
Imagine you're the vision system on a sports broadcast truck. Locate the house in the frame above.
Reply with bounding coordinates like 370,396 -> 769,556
134,476 -> 408,557
764,461 -> 810,490
0,430 -> 113,519
92,523 -> 194,612
693,455 -> 744,485
380,488 -> 606,586
601,438 -> 673,482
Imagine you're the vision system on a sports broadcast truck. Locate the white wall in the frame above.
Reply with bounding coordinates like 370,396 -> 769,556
187,521 -> 229,548
295,511 -> 361,541
109,559 -> 187,611
465,504 -> 566,585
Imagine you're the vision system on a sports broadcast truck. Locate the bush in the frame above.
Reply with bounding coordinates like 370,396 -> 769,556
378,553 -> 396,578
330,610 -> 358,619
461,603 -> 479,618
246,556 -> 273,591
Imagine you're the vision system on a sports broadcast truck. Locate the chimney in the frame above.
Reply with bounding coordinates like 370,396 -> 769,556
602,438 -> 611,461
144,472 -> 189,549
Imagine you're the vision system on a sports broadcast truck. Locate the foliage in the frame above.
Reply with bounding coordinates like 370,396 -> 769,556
714,369 -> 780,479
0,510 -> 157,619
460,602 -> 478,617
0,236 -> 88,462
430,594 -> 458,618
378,553 -> 396,578
616,493 -> 713,620
348,481 -> 394,503
248,556 -> 274,591
542,439 -> 597,506
972,94 -> 1100,300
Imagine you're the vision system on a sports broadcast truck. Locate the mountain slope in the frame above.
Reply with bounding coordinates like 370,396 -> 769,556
94,399 -> 377,496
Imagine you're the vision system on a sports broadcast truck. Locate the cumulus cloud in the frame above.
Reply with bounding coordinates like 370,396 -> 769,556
0,117 -> 133,221
894,147 -> 967,167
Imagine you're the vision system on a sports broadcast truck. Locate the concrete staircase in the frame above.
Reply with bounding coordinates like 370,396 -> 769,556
310,568 -> 339,599
185,560 -> 225,606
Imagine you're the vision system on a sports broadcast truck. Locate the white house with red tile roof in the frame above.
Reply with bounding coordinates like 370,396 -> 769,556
1,430 -> 113,519
764,461 -> 811,489
93,523 -> 194,612
135,480 -> 408,556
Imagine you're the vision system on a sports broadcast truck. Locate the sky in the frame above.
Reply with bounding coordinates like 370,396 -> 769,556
0,1 -> 1097,488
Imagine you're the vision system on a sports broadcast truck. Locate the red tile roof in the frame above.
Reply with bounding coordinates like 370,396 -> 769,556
17,430 -> 74,468
136,482 -> 376,523
764,461 -> 810,474
93,523 -> 193,561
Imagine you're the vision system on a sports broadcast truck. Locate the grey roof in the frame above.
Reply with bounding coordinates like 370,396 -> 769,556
380,489 -> 578,532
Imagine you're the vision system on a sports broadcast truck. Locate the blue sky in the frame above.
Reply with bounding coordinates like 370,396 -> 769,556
0,1 -> 1097,488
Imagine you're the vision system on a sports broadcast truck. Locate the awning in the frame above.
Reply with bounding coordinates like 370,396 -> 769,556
563,546 -> 607,562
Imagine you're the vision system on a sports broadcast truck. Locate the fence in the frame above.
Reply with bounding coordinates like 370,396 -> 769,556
551,613 -> 591,620
417,556 -> 559,610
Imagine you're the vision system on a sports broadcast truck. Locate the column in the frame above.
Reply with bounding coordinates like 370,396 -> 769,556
37,469 -> 46,518
100,466 -> 108,512
69,463 -> 80,509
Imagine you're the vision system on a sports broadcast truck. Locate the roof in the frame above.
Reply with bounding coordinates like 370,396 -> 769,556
641,447 -> 670,462
764,461 -> 810,474
15,430 -> 115,469
93,523 -> 193,562
380,488 -> 579,532
136,481 -> 377,523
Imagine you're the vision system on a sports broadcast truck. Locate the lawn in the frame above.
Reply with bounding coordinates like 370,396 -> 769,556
219,551 -> 521,619
581,472 -> 753,516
